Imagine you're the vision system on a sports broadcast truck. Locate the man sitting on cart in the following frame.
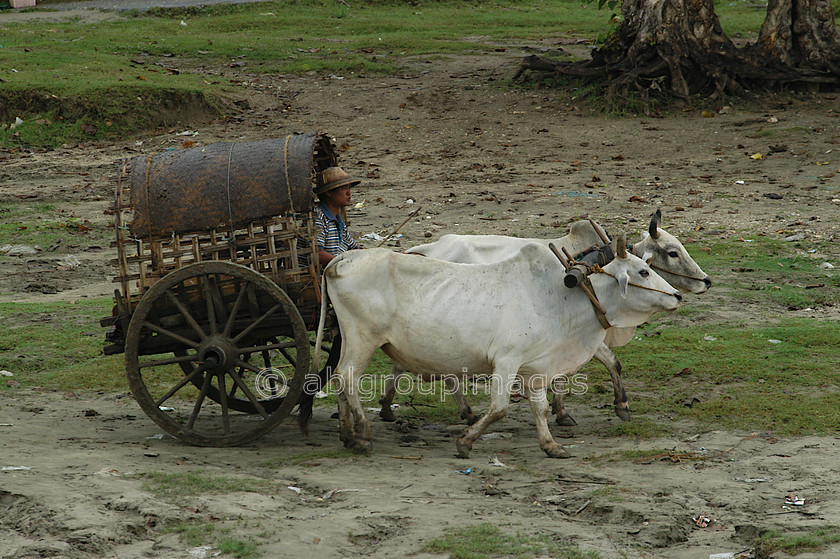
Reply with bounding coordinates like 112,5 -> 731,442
313,166 -> 361,267
298,166 -> 360,431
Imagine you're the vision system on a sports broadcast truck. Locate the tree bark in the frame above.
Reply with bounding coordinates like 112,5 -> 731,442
754,0 -> 840,77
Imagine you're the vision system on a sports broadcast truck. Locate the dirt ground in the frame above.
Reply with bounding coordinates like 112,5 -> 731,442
2,9 -> 840,558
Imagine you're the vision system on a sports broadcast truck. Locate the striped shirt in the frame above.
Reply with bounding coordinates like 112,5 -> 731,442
315,201 -> 358,256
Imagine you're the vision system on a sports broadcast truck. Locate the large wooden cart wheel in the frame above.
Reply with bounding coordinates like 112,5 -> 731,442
124,261 -> 309,446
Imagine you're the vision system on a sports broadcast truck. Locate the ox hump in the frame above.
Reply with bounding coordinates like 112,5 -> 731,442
505,242 -> 557,274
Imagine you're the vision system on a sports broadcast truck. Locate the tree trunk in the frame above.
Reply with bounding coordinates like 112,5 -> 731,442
514,0 -> 840,104
754,0 -> 840,78
612,0 -> 738,100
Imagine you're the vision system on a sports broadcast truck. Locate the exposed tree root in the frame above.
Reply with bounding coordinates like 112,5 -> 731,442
514,0 -> 840,106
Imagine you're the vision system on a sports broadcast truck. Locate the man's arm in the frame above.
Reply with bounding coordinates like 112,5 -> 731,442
318,250 -> 335,267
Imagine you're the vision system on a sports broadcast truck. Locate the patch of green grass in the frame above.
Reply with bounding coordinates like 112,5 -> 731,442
716,0 -> 773,38
604,418 -> 671,439
0,201 -> 111,251
0,298 -> 125,392
164,520 -> 223,547
747,128 -> 778,139
163,521 -> 261,558
671,304 -> 705,317
217,538 -> 260,559
691,388 -> 840,435
421,523 -> 600,559
686,236 -> 830,273
391,377 -> 478,424
615,318 -> 840,435
138,470 -> 289,498
746,125 -> 809,139
754,526 -> 840,557
684,237 -> 840,310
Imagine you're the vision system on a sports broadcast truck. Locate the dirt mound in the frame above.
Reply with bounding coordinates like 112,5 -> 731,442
1,87 -> 221,140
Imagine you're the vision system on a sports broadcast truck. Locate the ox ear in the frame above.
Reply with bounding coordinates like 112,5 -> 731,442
613,233 -> 627,259
616,268 -> 629,297
641,250 -> 654,265
649,209 -> 661,239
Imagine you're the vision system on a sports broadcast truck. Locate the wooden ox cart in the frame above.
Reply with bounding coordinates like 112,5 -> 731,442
101,133 -> 338,446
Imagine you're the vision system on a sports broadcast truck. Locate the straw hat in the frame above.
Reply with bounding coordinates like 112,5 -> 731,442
314,166 -> 360,195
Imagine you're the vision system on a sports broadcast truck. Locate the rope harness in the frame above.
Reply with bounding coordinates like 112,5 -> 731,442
282,135 -> 296,215
225,143 -> 237,249
595,266 -> 683,296
549,243 -> 679,330
628,243 -> 708,283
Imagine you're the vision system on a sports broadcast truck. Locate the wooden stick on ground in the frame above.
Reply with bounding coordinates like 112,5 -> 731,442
377,206 -> 423,247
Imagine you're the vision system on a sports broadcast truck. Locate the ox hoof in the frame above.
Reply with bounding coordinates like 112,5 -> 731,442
378,398 -> 396,422
614,406 -> 631,422
555,414 -> 577,427
455,438 -> 472,459
544,445 -> 571,459
343,439 -> 372,453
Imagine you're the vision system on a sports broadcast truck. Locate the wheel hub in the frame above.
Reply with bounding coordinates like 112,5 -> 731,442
199,337 -> 237,373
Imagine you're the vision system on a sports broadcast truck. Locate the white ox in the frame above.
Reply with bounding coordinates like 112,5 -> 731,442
381,209 -> 710,426
313,238 -> 682,458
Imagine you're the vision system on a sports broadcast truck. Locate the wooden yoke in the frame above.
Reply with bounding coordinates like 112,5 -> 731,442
548,242 -> 612,330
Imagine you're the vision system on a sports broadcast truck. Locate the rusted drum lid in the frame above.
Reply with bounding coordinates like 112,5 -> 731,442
126,134 -> 334,237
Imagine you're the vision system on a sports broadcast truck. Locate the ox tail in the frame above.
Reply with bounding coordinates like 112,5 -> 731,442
297,266 -> 331,433
312,270 -> 330,378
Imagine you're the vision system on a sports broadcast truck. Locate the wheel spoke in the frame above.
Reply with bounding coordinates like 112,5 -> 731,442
261,349 -> 278,396
231,304 -> 282,344
309,340 -> 332,351
245,340 -> 297,354
155,362 -> 207,407
164,289 -> 206,339
218,372 -> 230,435
279,347 -> 297,368
228,365 -> 269,419
138,352 -> 200,370
223,281 -> 249,337
266,377 -> 278,396
203,275 -> 218,335
141,321 -> 200,349
208,276 -> 229,326
229,367 -> 243,399
234,357 -> 264,375
187,371 -> 213,430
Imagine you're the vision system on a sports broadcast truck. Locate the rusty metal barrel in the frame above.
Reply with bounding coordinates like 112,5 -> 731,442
123,133 -> 337,237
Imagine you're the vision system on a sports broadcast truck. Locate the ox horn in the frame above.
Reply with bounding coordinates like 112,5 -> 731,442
648,209 -> 661,239
613,233 -> 627,259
